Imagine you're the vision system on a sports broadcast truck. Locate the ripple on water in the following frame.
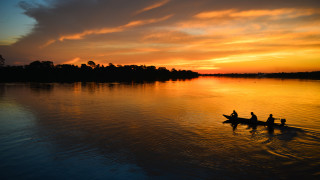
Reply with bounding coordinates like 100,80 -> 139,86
1,79 -> 320,179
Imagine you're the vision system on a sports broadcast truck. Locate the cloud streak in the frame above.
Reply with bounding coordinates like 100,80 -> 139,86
135,0 -> 170,15
58,15 -> 172,42
195,8 -> 320,19
39,14 -> 173,47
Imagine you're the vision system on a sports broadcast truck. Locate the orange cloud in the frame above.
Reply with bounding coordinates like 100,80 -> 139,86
37,15 -> 173,48
58,15 -> 172,42
39,39 -> 56,48
195,9 -> 237,19
62,57 -> 81,64
135,0 -> 170,15
10,2 -> 320,74
142,30 -> 194,43
195,8 -> 320,19
58,27 -> 122,41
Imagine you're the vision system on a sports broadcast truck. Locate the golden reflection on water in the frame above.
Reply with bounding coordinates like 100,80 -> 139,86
3,78 -> 320,133
1,77 -> 320,179
8,77 -> 319,131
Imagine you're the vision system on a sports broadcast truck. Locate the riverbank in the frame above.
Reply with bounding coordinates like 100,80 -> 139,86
201,71 -> 320,79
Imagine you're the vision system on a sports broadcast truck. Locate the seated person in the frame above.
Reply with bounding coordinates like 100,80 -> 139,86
266,114 -> 275,125
230,110 -> 238,120
250,112 -> 257,124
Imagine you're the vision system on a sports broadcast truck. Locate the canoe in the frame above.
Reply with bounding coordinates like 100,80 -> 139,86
223,114 -> 283,127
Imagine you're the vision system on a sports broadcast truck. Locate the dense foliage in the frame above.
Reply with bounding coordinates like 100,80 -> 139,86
0,61 -> 199,82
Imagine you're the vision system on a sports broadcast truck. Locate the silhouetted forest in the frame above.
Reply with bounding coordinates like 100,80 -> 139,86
0,60 -> 199,82
203,72 -> 320,79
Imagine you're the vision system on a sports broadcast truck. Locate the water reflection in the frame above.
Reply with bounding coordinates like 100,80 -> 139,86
1,77 -> 320,179
267,126 -> 275,135
231,122 -> 238,132
0,84 -> 5,98
30,83 -> 54,94
224,118 -> 304,142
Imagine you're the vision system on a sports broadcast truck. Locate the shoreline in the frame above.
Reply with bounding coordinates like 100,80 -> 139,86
201,71 -> 320,80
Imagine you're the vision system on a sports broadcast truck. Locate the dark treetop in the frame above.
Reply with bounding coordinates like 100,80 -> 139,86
0,61 -> 199,82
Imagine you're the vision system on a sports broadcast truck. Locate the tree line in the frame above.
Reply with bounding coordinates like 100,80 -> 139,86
0,60 -> 199,82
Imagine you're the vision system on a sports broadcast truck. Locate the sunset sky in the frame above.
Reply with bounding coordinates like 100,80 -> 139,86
0,0 -> 319,73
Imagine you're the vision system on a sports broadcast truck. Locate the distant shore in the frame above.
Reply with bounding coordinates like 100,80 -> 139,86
0,61 -> 199,82
201,71 -> 320,80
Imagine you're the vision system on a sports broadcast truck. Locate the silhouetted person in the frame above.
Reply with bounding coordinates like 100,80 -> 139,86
250,112 -> 257,124
230,110 -> 238,121
266,114 -> 275,126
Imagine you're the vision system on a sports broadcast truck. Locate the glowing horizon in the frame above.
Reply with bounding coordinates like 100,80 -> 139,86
0,0 -> 319,73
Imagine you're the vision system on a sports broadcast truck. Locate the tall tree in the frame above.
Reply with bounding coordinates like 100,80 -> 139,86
0,55 -> 5,67
87,61 -> 96,68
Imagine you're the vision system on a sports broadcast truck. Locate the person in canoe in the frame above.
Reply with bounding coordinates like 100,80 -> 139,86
230,110 -> 238,121
266,114 -> 275,126
250,112 -> 257,124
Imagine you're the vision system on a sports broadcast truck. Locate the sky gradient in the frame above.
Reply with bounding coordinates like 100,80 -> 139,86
0,0 -> 320,73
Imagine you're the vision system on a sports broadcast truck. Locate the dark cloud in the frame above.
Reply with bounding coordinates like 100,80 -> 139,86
0,0 -> 319,70
15,0 -> 320,38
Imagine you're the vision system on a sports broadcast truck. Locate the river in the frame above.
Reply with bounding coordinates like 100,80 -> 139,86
1,77 -> 319,179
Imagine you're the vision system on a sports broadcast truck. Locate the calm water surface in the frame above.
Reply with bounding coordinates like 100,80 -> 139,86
1,77 -> 320,179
